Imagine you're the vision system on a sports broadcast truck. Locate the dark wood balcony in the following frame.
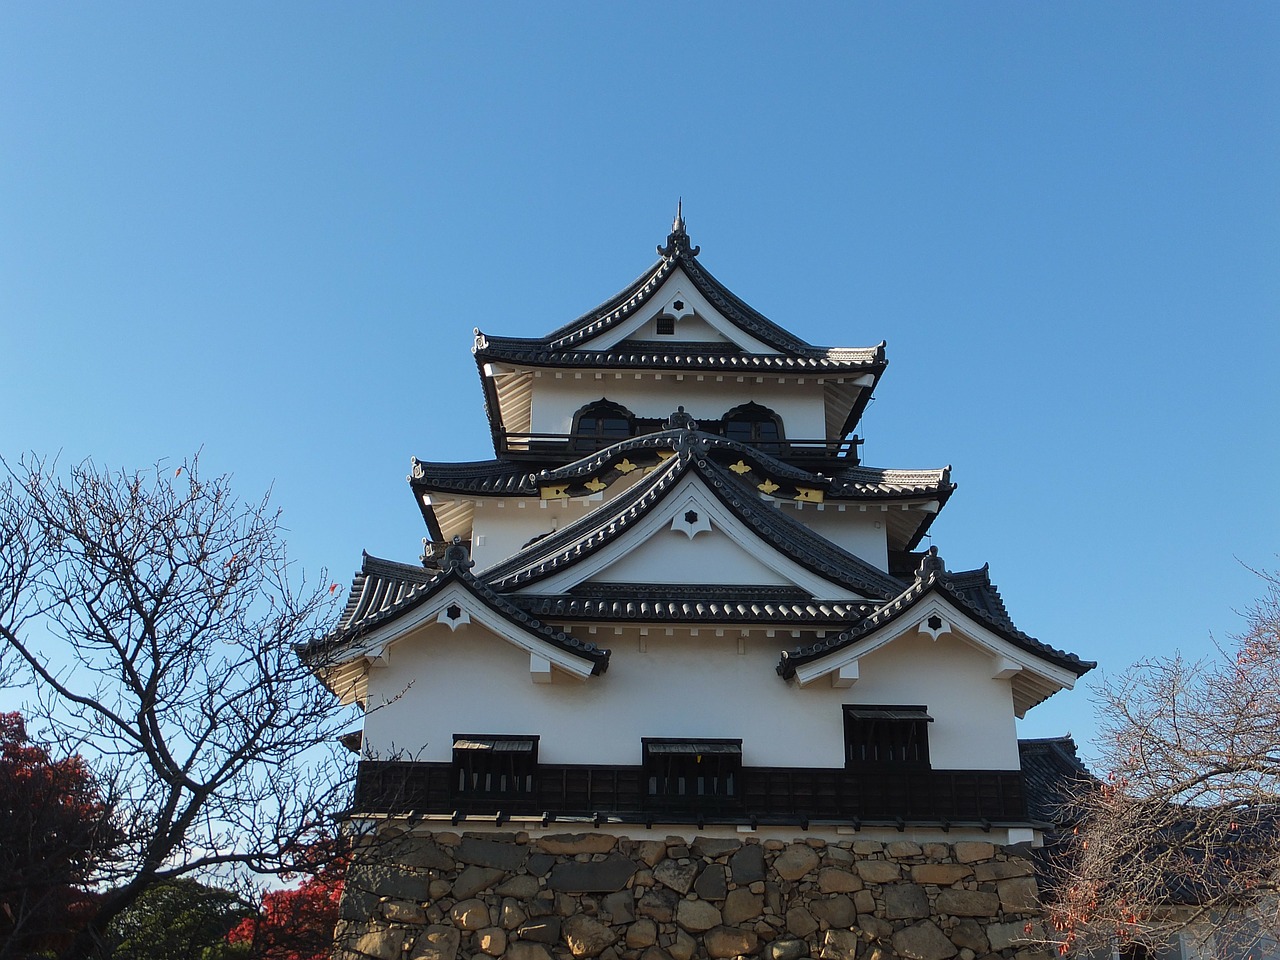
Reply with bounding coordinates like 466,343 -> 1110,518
351,760 -> 1027,825
497,431 -> 862,465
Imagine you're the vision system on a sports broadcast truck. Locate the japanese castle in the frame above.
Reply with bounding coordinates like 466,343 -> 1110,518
307,208 -> 1094,845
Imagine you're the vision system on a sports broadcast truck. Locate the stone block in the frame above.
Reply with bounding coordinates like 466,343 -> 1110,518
855,861 -> 901,884
641,949 -> 674,960
516,918 -> 562,944
670,931 -> 697,960
526,854 -> 555,877
986,921 -> 1038,952
911,865 -> 973,886
768,939 -> 809,960
454,866 -> 507,899
852,891 -> 875,915
536,834 -> 618,856
857,916 -> 892,941
810,895 -> 856,928
882,884 -> 930,921
785,907 -> 819,938
637,841 -> 668,867
694,864 -> 728,901
891,921 -> 959,960
548,855 -> 639,894
459,838 -> 529,871
504,944 -> 553,960
382,900 -> 427,924
952,843 -> 994,864
496,876 -> 541,898
731,845 -> 766,884
934,890 -> 1000,918
693,838 -> 744,859
563,915 -> 619,958
500,899 -> 527,931
817,868 -> 862,894
452,899 -> 492,930
886,841 -> 923,859
413,924 -> 461,960
636,889 -> 679,923
972,860 -> 1034,882
387,838 -> 457,872
675,898 -> 721,933
478,928 -> 508,957
996,877 -> 1039,914
705,926 -> 760,959
723,888 -> 764,924
819,930 -> 860,960
947,919 -> 988,954
774,844 -> 821,881
348,926 -> 406,960
654,859 -> 700,895
627,919 -> 659,948
851,841 -> 883,856
603,890 -> 635,924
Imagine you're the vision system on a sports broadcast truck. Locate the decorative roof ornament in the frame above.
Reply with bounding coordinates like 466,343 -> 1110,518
657,199 -> 700,260
664,405 -> 699,431
442,535 -> 475,573
918,545 -> 946,579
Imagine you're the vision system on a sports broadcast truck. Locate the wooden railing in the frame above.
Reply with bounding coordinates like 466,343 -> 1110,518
352,761 -> 1027,823
499,433 -> 862,462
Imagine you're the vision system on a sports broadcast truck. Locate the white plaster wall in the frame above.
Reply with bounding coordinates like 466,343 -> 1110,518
362,623 -> 1021,770
528,377 -> 829,440
628,312 -> 732,343
588,525 -> 797,587
779,506 -> 890,572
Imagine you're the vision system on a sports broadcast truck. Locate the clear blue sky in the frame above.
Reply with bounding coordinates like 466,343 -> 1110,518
2,4 -> 1277,759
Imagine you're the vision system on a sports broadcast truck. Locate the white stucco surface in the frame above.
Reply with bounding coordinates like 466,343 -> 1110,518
361,621 -> 1021,771
777,505 -> 890,572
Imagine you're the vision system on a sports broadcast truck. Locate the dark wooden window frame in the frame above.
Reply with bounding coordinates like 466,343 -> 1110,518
843,705 -> 933,769
642,738 -> 743,806
571,399 -> 636,451
452,735 -> 540,801
721,402 -> 785,452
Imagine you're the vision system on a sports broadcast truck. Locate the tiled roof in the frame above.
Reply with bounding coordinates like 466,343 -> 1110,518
777,548 -> 1096,679
512,589 -> 875,623
479,433 -> 908,601
1018,736 -> 1095,826
303,548 -> 610,673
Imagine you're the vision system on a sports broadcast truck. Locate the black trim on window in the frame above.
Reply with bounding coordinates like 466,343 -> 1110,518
452,734 -> 539,800
843,705 -> 932,769
571,399 -> 636,451
642,738 -> 742,808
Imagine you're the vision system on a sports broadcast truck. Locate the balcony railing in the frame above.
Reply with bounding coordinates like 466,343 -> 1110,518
500,432 -> 862,462
351,760 -> 1027,824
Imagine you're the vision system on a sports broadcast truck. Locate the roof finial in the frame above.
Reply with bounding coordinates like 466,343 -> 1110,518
658,199 -> 699,260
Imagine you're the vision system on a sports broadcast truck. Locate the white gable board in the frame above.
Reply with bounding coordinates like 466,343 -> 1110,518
579,265 -> 779,353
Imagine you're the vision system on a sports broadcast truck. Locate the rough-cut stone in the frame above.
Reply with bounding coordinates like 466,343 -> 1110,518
886,841 -> 923,858
692,838 -> 743,859
853,890 -> 875,915
547,855 -> 638,893
641,949 -> 674,960
819,930 -> 860,960
654,859 -> 700,895
769,939 -> 809,960
810,895 -> 856,928
694,864 -> 728,901
430,879 -> 453,899
883,883 -> 930,921
785,906 -> 819,938
636,888 -> 679,922
500,899 -> 527,931
952,842 -> 995,864
536,834 -> 618,856
636,841 -> 667,867
382,900 -> 426,923
350,926 -> 406,960
722,888 -> 764,924
774,844 -> 821,881
764,882 -> 783,916
997,877 -> 1039,914
857,915 -> 892,941
526,854 -> 555,877
478,928 -> 508,957
451,899 -> 491,930
934,890 -> 1000,917
705,926 -> 760,959
911,864 -> 973,885
731,845 -> 766,884
676,898 -> 722,934
453,866 -> 507,899
504,944 -> 553,960
384,837 -> 457,871
563,915 -> 619,958
413,924 -> 461,960
987,921 -> 1036,952
947,919 -> 989,953
973,860 -> 1034,882
516,918 -> 562,944
348,863 -> 433,906
891,921 -> 959,960
670,930 -> 697,960
627,919 -> 659,948
602,890 -> 634,924
496,876 -> 540,898
817,868 -> 862,893
855,860 -> 901,883
851,841 -> 883,855
458,837 -> 529,871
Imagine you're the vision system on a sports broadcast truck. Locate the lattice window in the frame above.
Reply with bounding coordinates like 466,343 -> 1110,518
643,739 -> 742,804
452,735 -> 538,799
843,706 -> 932,768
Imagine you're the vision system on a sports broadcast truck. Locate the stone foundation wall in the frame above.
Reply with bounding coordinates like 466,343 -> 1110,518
337,831 -> 1049,960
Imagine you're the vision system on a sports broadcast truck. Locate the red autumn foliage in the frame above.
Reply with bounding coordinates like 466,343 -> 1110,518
227,853 -> 344,960
0,711 -> 116,958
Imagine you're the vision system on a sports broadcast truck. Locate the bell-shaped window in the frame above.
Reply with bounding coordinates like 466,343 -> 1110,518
572,399 -> 635,452
721,402 -> 784,454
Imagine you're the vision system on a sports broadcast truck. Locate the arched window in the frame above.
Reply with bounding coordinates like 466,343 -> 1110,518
721,402 -> 784,453
571,399 -> 635,451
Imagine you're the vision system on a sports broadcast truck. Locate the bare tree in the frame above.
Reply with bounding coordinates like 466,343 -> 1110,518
0,455 -> 353,960
1047,570 -> 1280,959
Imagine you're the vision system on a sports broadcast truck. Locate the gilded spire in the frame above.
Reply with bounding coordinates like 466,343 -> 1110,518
657,199 -> 700,259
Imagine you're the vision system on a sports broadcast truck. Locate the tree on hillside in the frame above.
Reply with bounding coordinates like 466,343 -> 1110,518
1047,569 -> 1280,959
0,456 -> 352,960
0,711 -> 118,957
